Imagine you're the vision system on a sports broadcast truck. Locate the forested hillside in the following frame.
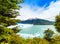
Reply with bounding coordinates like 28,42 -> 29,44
19,19 -> 54,25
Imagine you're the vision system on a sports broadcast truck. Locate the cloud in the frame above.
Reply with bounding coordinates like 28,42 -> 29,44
16,0 -> 60,21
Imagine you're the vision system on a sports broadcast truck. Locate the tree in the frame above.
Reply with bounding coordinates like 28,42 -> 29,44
44,29 -> 54,41
21,37 -> 49,44
54,14 -> 60,33
50,35 -> 60,44
0,0 -> 23,44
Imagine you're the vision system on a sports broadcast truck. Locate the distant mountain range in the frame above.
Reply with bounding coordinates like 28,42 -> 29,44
18,19 -> 54,25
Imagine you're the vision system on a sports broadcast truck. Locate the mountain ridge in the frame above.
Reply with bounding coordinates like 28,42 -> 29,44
18,19 -> 54,25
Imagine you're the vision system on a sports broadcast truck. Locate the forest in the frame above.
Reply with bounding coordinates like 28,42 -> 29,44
0,0 -> 60,44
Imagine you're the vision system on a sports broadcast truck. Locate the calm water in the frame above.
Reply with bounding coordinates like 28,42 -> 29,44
17,23 -> 57,38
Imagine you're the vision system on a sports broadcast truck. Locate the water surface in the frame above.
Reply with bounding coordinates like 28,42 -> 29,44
17,23 -> 56,38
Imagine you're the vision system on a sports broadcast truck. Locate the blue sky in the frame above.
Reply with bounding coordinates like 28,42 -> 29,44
16,0 -> 60,21
24,0 -> 57,7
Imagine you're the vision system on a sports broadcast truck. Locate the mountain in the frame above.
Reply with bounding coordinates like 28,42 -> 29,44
18,19 -> 54,25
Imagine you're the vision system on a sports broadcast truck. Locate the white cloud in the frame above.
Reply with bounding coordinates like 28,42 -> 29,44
16,1 -> 60,21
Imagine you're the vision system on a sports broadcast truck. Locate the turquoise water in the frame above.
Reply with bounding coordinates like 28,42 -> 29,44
17,23 -> 57,38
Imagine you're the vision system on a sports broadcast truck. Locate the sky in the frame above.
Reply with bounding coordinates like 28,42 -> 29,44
16,0 -> 60,21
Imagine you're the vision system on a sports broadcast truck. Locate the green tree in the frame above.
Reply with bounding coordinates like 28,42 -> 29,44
21,37 -> 49,44
0,0 -> 23,44
54,14 -> 60,33
44,29 -> 54,41
50,35 -> 60,44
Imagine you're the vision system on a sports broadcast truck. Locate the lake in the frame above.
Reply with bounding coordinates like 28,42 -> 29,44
17,23 -> 57,38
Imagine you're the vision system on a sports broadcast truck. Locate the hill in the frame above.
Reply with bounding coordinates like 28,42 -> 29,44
18,19 -> 54,25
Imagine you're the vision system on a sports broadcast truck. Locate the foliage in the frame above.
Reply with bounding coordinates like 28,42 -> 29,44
44,29 -> 54,37
18,37 -> 50,44
50,35 -> 60,44
0,0 -> 60,44
55,14 -> 60,32
42,29 -> 55,44
0,0 -> 23,44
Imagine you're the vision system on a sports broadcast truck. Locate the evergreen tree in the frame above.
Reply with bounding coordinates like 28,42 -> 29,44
44,29 -> 54,41
54,14 -> 60,33
0,0 -> 23,44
